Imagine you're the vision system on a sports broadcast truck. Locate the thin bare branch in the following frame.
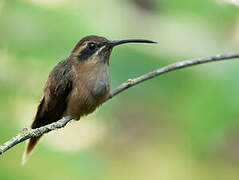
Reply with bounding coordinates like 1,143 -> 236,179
0,116 -> 72,155
107,53 -> 239,99
1,53 -> 239,155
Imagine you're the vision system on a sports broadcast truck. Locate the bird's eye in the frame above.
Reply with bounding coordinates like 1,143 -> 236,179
88,43 -> 98,51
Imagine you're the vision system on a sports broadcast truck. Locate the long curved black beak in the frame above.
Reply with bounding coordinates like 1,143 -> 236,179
108,39 -> 157,48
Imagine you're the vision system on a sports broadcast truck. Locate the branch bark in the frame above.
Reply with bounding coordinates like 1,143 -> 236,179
1,53 -> 239,155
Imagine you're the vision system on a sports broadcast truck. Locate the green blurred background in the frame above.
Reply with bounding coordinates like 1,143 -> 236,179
1,0 -> 239,179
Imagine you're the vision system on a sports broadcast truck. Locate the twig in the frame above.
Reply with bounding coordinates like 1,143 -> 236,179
107,54 -> 239,99
1,53 -> 239,155
0,116 -> 72,155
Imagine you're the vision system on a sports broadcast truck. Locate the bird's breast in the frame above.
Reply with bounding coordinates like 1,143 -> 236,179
90,68 -> 110,98
65,63 -> 110,119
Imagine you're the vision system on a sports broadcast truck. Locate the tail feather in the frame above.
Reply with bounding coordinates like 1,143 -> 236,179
22,98 -> 46,165
22,136 -> 42,165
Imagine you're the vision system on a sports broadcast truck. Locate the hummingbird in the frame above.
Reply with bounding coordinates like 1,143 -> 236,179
22,35 -> 156,164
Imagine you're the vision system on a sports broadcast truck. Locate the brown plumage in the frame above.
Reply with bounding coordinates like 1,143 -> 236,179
22,35 -> 156,164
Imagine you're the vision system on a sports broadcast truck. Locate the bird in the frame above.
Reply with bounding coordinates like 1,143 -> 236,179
22,35 -> 156,164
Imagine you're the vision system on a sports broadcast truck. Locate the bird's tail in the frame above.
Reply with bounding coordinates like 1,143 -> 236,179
22,98 -> 46,165
22,136 -> 42,165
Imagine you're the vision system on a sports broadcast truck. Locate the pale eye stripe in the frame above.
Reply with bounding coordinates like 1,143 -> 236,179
74,43 -> 88,55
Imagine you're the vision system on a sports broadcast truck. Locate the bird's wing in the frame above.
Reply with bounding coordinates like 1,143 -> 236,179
22,59 -> 73,164
32,59 -> 73,128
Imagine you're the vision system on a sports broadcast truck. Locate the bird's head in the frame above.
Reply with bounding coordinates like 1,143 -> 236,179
70,35 -> 156,64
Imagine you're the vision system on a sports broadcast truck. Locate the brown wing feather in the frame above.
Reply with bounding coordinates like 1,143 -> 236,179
22,59 -> 73,164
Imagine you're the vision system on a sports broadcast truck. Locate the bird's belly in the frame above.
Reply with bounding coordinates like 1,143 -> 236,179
65,78 -> 110,119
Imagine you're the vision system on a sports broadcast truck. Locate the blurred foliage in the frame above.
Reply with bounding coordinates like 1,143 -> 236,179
1,0 -> 239,179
